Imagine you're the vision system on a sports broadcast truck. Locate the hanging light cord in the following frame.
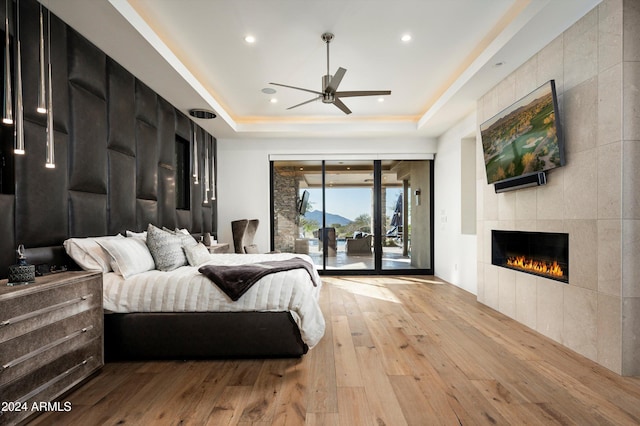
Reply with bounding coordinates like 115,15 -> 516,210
45,2 -> 55,168
14,0 -> 25,154
2,0 -> 13,124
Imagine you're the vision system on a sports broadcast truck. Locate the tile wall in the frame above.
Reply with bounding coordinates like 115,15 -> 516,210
476,0 -> 640,375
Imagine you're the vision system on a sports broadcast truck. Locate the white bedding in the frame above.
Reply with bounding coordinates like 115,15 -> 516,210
102,253 -> 325,347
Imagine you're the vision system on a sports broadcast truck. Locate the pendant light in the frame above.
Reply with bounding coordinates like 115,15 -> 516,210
44,3 -> 54,168
203,140 -> 209,204
210,142 -> 216,201
36,3 -> 45,114
14,0 -> 24,154
192,124 -> 199,184
2,0 -> 12,125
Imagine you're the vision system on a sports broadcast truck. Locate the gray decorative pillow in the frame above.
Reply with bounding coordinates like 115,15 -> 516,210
146,224 -> 187,271
162,227 -> 198,249
184,243 -> 212,266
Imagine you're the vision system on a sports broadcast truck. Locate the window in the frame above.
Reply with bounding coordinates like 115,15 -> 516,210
175,135 -> 190,209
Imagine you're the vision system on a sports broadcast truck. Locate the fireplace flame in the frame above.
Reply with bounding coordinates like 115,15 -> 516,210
506,256 -> 564,278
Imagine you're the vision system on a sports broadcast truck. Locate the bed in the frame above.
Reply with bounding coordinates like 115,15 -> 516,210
25,237 -> 325,361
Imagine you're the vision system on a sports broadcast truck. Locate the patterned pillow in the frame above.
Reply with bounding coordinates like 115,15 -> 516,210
146,224 -> 187,271
184,243 -> 212,266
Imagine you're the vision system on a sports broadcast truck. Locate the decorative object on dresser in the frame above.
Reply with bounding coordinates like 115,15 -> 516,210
7,244 -> 35,286
0,271 -> 104,425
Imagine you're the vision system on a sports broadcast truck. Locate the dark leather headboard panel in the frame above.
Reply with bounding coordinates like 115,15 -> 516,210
135,80 -> 158,127
135,120 -> 158,200
0,195 -> 15,278
175,111 -> 190,140
158,98 -> 176,167
158,166 -> 177,229
107,59 -> 136,156
201,205 -> 213,233
69,84 -> 108,194
15,121 -> 69,247
176,209 -> 192,231
68,29 -> 107,99
108,150 -> 137,234
23,246 -> 78,274
136,199 -> 158,232
0,0 -> 216,279
69,191 -> 108,238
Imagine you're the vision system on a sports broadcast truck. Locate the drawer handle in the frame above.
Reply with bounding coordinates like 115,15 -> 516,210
16,356 -> 94,404
2,325 -> 94,370
0,294 -> 94,327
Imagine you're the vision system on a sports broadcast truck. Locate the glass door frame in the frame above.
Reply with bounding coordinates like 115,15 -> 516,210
270,159 -> 434,276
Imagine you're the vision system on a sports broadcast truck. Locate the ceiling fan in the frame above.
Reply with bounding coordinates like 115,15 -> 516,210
269,32 -> 391,115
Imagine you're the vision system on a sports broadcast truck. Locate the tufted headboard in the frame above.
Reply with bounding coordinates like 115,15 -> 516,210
0,0 -> 217,279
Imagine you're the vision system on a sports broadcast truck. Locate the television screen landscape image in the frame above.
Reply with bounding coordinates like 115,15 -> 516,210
480,80 -> 564,185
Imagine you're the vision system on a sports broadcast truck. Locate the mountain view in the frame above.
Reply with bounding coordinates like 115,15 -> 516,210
303,210 -> 352,226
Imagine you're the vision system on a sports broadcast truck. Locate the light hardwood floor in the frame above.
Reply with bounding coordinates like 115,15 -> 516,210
32,276 -> 640,425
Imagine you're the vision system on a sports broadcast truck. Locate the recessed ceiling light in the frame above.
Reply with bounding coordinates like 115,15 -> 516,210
401,34 -> 412,42
244,35 -> 256,43
188,109 -> 216,119
270,98 -> 278,103
261,87 -> 276,94
378,97 -> 385,102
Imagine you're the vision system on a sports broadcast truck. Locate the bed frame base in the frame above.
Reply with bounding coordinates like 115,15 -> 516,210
104,311 -> 308,361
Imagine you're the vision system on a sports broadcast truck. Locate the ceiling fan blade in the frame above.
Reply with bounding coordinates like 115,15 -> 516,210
286,96 -> 322,110
335,90 -> 391,98
333,98 -> 352,115
326,67 -> 346,94
269,82 -> 323,96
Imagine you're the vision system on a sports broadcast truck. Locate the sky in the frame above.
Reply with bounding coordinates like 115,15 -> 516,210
304,187 -> 402,221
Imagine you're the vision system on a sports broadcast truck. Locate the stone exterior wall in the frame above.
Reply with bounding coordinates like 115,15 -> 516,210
273,167 -> 299,252
476,0 -> 640,375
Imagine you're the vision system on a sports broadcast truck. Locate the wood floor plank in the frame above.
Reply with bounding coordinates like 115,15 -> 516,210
205,385 -> 253,426
355,346 -> 408,426
332,315 -> 363,387
238,360 -> 291,423
336,387 -> 374,426
30,276 -> 640,426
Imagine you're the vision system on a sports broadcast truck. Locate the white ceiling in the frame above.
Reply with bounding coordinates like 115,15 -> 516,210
46,0 -> 600,139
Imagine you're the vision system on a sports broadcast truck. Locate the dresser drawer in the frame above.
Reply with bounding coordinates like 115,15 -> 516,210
0,337 -> 102,426
0,309 -> 102,387
0,274 -> 101,344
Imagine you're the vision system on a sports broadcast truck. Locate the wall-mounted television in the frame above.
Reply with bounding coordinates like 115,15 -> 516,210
297,190 -> 309,215
480,80 -> 565,188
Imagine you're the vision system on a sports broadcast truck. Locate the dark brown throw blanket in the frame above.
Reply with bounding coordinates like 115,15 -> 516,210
198,257 -> 317,301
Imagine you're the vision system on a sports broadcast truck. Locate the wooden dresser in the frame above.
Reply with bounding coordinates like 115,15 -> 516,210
0,271 -> 103,425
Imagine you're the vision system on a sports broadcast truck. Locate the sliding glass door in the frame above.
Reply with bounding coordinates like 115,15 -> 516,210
271,159 -> 432,275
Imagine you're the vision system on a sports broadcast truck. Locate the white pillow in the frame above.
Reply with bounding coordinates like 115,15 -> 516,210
175,228 -> 191,236
184,243 -> 211,267
96,238 -> 156,279
63,234 -> 124,273
126,230 -> 147,241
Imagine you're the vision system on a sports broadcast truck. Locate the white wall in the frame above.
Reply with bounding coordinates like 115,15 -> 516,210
217,137 -> 436,253
434,112 -> 478,294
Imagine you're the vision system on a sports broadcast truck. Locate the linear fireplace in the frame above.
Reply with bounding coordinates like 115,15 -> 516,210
492,230 -> 569,283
